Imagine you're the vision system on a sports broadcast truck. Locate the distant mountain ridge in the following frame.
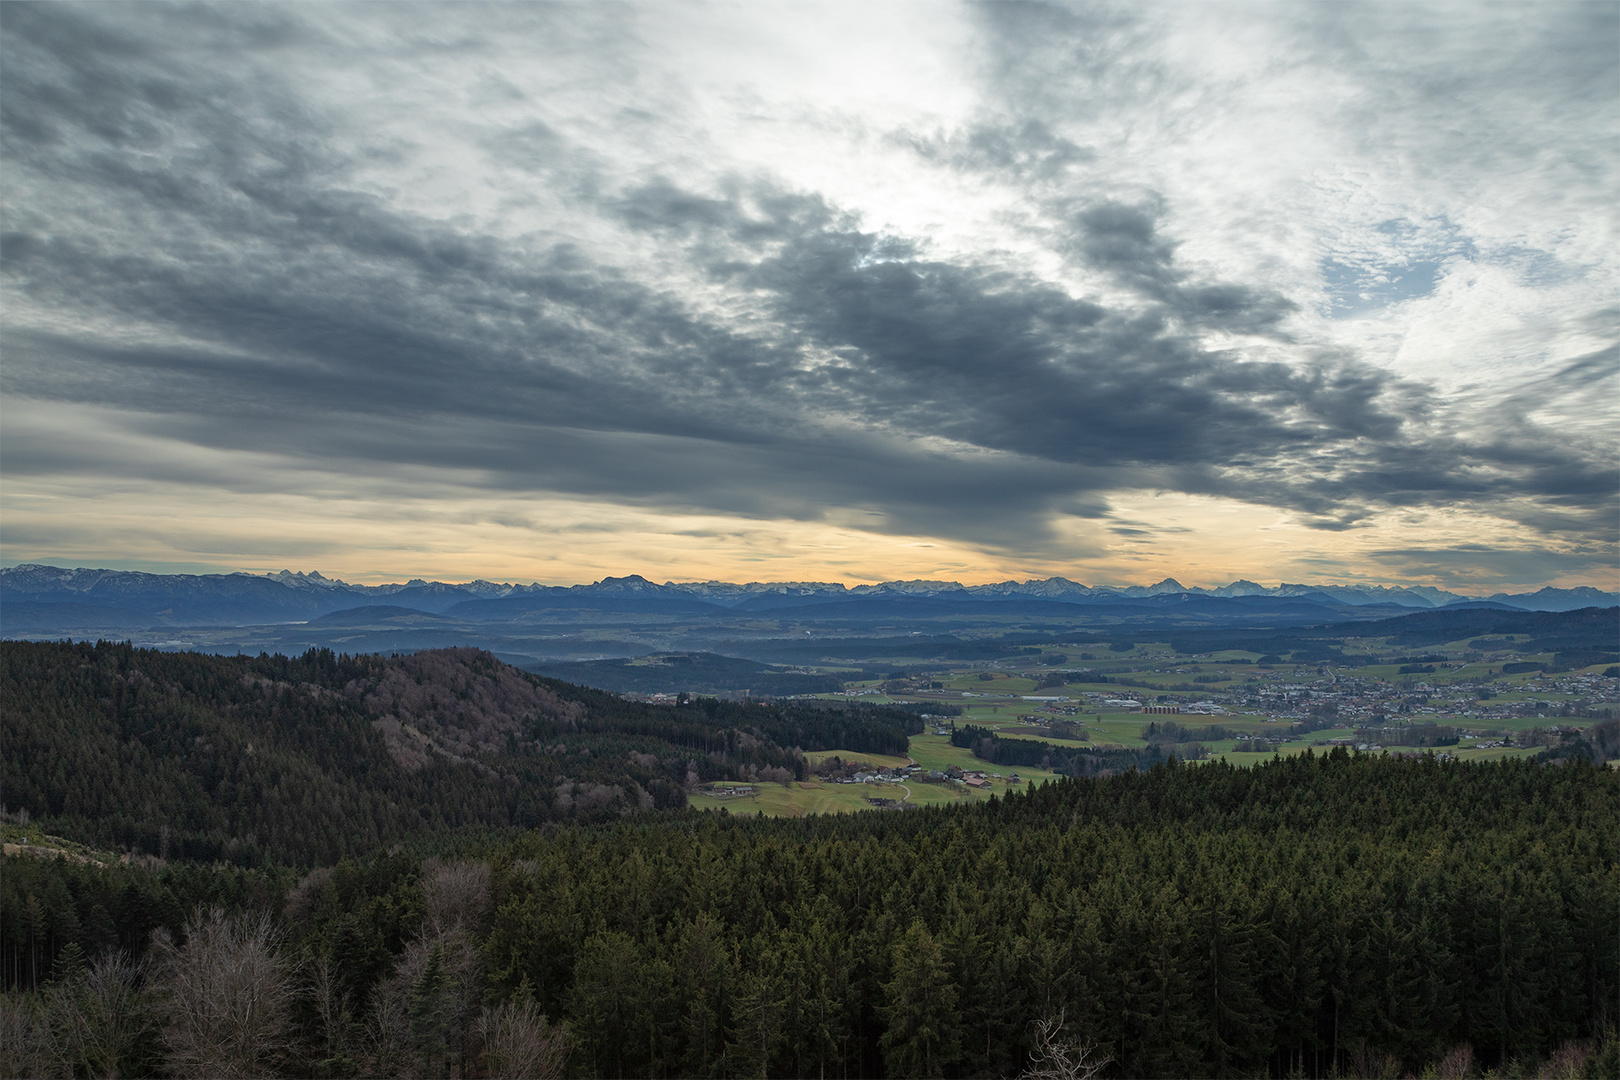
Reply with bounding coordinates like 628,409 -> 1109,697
2,563 -> 1614,634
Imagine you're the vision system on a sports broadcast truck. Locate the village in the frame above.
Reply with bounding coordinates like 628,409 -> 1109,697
687,635 -> 1618,816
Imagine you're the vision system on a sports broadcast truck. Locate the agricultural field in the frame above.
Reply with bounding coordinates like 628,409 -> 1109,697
680,619 -> 1616,818
688,732 -> 1070,817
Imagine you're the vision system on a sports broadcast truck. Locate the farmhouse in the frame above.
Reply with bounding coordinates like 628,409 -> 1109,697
701,784 -> 757,798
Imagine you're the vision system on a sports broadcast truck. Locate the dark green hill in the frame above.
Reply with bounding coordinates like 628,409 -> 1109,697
0,641 -> 915,867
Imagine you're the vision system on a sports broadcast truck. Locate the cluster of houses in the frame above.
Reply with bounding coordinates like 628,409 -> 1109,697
698,784 -> 757,798
831,764 -> 1021,790
833,765 -> 917,785
1234,666 -> 1618,727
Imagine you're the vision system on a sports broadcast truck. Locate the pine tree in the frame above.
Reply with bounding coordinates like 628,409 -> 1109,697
880,919 -> 961,1078
411,941 -> 461,1077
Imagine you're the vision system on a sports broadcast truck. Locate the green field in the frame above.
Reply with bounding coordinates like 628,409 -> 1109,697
688,769 -> 1030,818
688,780 -> 890,817
802,748 -> 911,770
903,731 -> 1065,784
709,630 -> 1614,819
689,732 -> 1066,817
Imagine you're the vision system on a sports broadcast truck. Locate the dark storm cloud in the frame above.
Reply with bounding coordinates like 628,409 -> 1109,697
1061,201 -> 1298,333
640,186 -> 1611,537
1,3 -> 1613,564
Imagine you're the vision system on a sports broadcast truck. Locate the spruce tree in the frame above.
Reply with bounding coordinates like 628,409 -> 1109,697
880,919 -> 961,1078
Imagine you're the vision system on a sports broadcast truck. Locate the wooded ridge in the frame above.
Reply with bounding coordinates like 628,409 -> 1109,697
0,641 -> 916,867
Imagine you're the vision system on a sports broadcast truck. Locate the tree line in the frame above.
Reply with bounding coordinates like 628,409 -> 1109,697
949,724 -> 1162,773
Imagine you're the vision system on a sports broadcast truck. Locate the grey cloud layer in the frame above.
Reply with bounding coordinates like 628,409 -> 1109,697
2,3 -> 1613,562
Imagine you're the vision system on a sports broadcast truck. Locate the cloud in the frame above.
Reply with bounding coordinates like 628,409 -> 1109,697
1366,544 -> 1620,591
1,2 -> 1613,586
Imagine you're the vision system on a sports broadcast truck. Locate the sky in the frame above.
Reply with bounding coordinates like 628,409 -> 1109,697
2,2 -> 1616,591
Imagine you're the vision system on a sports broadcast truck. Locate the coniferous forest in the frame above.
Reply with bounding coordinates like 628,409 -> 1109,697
3,642 -> 1618,1078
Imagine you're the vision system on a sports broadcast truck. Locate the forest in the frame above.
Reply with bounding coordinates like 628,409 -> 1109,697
949,724 -> 1166,773
3,753 -> 1616,1078
3,642 -> 1618,1078
0,641 -> 916,867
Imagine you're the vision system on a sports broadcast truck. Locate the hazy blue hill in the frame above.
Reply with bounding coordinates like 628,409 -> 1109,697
728,590 -> 862,610
5,565 -> 1615,648
306,605 -> 460,625
442,593 -> 725,619
525,652 -> 845,695
0,599 -> 155,632
1334,605 -> 1619,648
362,584 -> 489,613
1485,585 -> 1620,611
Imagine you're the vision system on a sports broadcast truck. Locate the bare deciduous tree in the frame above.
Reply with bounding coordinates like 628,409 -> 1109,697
361,977 -> 413,1079
420,859 -> 492,938
0,991 -> 62,1079
47,950 -> 151,1079
1345,1045 -> 1403,1080
1020,1011 -> 1110,1080
282,866 -> 335,926
1435,1042 -> 1475,1080
475,998 -> 572,1080
305,952 -> 359,1075
1538,1040 -> 1592,1080
150,908 -> 295,1079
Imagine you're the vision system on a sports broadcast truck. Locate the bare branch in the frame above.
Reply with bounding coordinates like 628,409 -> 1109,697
151,908 -> 295,1079
476,999 -> 573,1080
1021,1010 -> 1111,1080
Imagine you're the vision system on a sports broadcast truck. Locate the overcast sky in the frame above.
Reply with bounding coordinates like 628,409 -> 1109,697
2,2 -> 1615,589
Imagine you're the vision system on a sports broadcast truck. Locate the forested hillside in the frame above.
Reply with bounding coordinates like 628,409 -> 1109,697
0,641 -> 916,867
2,753 -> 1615,1078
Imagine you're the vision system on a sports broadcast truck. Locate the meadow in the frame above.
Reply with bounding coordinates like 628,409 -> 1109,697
685,629 -> 1614,817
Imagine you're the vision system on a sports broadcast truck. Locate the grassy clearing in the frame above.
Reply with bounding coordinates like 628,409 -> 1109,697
687,773 -> 1008,818
802,748 -> 912,770
688,780 -> 879,818
0,823 -> 122,866
691,735 -> 1061,818
1451,744 -> 1545,762
905,732 -> 1066,784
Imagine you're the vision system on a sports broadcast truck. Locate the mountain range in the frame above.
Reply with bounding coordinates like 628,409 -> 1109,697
2,563 -> 1614,636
